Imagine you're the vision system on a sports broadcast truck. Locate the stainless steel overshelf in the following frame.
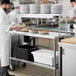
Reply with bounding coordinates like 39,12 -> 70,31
18,14 -> 62,18
10,57 -> 55,70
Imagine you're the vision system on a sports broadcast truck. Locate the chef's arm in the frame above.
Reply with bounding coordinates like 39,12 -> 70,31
9,26 -> 20,31
4,23 -> 20,32
72,17 -> 76,19
67,17 -> 76,21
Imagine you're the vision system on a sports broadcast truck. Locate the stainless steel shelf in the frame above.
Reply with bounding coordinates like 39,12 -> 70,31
10,57 -> 55,70
18,14 -> 62,18
9,31 -> 65,39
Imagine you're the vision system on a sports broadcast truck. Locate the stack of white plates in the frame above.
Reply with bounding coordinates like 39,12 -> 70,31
40,4 -> 51,14
30,4 -> 40,14
20,4 -> 29,14
51,4 -> 63,14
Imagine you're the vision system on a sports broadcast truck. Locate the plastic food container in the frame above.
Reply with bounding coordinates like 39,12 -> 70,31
40,4 -> 51,14
30,4 -> 40,14
51,4 -> 63,14
32,49 -> 59,66
20,4 -> 29,14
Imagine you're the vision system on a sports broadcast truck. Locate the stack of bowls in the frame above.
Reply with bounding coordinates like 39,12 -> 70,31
30,4 -> 40,14
51,4 -> 63,14
20,4 -> 29,14
40,4 -> 51,14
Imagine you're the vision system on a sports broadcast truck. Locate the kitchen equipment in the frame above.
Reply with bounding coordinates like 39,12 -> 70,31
40,4 -> 50,14
59,38 -> 76,76
32,49 -> 59,66
61,37 -> 76,44
20,4 -> 29,14
14,45 -> 38,61
51,4 -> 63,14
30,4 -> 40,14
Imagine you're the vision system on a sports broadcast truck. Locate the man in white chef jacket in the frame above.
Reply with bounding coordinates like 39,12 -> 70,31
0,0 -> 15,76
68,0 -> 76,20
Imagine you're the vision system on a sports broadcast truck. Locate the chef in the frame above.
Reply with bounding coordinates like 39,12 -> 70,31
68,0 -> 76,20
8,0 -> 32,46
8,0 -> 21,26
70,0 -> 76,6
0,0 -> 15,76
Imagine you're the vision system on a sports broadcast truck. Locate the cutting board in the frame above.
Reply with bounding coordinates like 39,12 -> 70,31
61,37 -> 76,44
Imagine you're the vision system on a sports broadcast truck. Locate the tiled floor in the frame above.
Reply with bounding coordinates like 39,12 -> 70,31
9,64 -> 59,76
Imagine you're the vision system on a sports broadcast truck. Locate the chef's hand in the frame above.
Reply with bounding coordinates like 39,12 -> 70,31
10,26 -> 20,31
67,18 -> 73,21
66,17 -> 76,21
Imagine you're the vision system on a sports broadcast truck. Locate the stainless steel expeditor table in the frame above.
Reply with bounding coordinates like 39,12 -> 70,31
9,30 -> 66,76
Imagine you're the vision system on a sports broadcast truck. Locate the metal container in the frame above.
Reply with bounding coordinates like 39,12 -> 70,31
20,4 -> 29,14
51,4 -> 63,14
40,4 -> 51,14
30,4 -> 40,14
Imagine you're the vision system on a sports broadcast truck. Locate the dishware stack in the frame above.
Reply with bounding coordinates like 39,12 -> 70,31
20,3 -> 63,14
40,4 -> 51,14
20,4 -> 29,14
30,4 -> 40,14
51,4 -> 63,14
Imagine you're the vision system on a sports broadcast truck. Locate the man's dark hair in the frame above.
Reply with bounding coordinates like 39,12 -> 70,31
70,0 -> 76,2
0,0 -> 10,4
